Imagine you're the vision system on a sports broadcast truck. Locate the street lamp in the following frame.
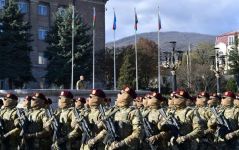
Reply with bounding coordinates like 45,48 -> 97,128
162,41 -> 183,92
210,47 -> 226,96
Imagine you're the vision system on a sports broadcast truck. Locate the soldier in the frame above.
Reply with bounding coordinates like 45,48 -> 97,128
134,96 -> 144,111
76,75 -> 86,90
233,93 -> 239,108
207,93 -> 220,108
186,96 -> 196,108
143,92 -> 168,150
20,92 -> 52,150
106,86 -> 142,150
162,89 -> 204,150
208,91 -> 239,150
21,95 -> 32,110
80,89 -> 107,150
52,91 -> 79,150
75,97 -> 86,110
0,93 -> 20,150
104,97 -> 112,109
195,92 -> 210,122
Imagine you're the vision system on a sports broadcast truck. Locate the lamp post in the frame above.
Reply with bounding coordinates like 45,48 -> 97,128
210,47 -> 226,96
162,41 -> 183,92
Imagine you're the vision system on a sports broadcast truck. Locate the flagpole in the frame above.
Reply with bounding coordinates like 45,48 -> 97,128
93,7 -> 95,89
71,0 -> 75,90
157,8 -> 161,93
134,8 -> 138,91
113,9 -> 116,91
187,44 -> 189,88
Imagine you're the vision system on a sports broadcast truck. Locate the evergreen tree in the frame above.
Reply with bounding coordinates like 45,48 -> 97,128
0,0 -> 33,89
118,46 -> 135,89
45,7 -> 92,88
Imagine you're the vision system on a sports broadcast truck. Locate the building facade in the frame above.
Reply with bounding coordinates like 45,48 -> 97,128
215,31 -> 239,72
0,0 -> 108,89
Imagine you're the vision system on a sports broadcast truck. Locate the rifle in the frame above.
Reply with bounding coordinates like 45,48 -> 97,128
16,108 -> 29,150
73,108 -> 93,145
210,107 -> 231,139
99,105 -> 119,145
142,114 -> 158,150
46,106 -> 62,150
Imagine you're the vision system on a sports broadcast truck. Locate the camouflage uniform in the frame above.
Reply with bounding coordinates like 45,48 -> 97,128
52,91 -> 79,150
208,91 -> 239,150
0,93 -> 20,150
162,89 -> 204,150
142,92 -> 168,150
80,89 -> 107,150
19,93 -> 51,150
106,86 -> 142,150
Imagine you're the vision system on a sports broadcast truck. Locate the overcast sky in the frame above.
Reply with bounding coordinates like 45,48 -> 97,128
105,0 -> 239,42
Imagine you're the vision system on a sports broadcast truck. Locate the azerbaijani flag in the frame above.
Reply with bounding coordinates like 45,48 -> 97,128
134,8 -> 138,31
93,7 -> 96,29
158,13 -> 162,30
113,10 -> 117,30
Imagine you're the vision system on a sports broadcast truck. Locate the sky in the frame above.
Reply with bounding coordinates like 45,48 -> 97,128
105,0 -> 239,42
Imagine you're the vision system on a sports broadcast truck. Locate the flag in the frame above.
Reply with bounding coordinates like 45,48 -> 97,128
134,9 -> 138,31
158,13 -> 162,30
113,10 -> 117,30
93,7 -> 96,29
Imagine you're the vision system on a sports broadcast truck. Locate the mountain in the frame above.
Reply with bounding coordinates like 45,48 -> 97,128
106,31 -> 216,51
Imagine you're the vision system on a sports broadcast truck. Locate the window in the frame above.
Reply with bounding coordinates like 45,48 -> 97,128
0,0 -> 5,9
38,27 -> 48,40
18,2 -> 28,13
38,52 -> 46,65
38,4 -> 48,16
228,36 -> 235,45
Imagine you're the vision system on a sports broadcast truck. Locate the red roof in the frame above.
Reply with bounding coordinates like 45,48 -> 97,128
216,31 -> 239,45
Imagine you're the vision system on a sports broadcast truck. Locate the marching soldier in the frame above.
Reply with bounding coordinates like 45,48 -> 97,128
80,89 -> 107,150
143,92 -> 168,150
0,93 -> 20,150
106,86 -> 142,150
52,91 -> 79,150
21,95 -> 32,111
23,92 -> 52,150
208,91 -> 239,150
162,89 -> 204,150
75,97 -> 86,110
207,93 -> 220,108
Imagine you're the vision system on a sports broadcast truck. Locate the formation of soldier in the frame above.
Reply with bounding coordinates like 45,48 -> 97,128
0,87 -> 239,150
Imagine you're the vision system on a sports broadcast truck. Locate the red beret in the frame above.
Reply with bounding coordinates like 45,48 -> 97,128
223,91 -> 236,99
175,89 -> 190,99
122,86 -> 137,99
25,96 -> 32,101
91,89 -> 106,98
148,92 -> 163,101
60,91 -> 73,99
32,93 -> 47,101
197,92 -> 210,99
209,93 -> 220,100
76,97 -> 86,103
4,93 -> 18,100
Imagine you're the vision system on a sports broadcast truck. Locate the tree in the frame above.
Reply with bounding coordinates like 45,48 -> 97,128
137,38 -> 158,89
118,46 -> 136,89
0,0 -> 33,89
176,42 -> 217,93
45,7 -> 92,88
226,78 -> 237,93
228,34 -> 239,89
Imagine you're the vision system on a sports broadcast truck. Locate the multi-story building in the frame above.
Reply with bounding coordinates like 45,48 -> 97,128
0,0 -> 108,89
215,31 -> 239,72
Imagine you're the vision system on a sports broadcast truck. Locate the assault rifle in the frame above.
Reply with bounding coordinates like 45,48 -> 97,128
73,108 -> 93,145
16,108 -> 29,150
142,115 -> 158,150
99,105 -> 119,145
210,107 -> 231,139
46,106 -> 61,149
